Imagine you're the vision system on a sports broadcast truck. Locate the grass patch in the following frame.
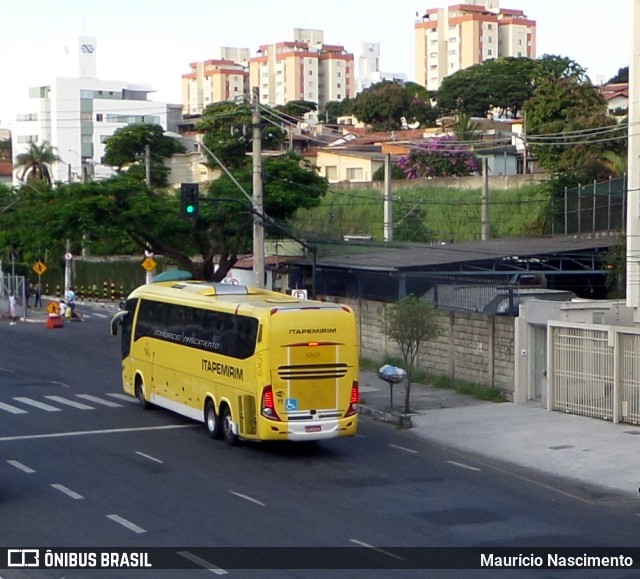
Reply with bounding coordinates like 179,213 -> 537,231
292,183 -> 550,243
429,374 -> 507,402
360,358 -> 507,403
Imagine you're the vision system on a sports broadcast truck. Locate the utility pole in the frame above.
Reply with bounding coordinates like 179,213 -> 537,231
252,86 -> 265,289
628,0 -> 640,316
481,157 -> 490,240
145,143 -> 151,187
383,154 -> 393,242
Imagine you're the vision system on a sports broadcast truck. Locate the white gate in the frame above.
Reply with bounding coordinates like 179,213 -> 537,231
548,321 -> 640,425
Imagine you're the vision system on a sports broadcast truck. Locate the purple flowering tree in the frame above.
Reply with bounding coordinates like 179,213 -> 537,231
397,136 -> 481,179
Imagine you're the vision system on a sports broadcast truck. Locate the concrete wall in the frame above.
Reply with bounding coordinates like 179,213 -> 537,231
331,173 -> 547,192
340,297 -> 515,398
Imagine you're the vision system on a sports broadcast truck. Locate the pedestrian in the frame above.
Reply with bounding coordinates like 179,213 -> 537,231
66,287 -> 77,314
8,291 -> 18,325
25,282 -> 32,308
33,281 -> 42,309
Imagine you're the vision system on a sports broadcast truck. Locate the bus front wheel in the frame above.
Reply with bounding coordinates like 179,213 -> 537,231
136,381 -> 152,410
205,401 -> 222,440
222,406 -> 239,446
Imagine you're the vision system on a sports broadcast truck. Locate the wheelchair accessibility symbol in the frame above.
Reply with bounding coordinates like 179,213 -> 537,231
285,398 -> 298,412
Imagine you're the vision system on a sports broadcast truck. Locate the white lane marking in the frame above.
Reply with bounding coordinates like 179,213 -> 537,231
0,401 -> 28,414
0,366 -> 15,373
388,443 -> 419,454
13,397 -> 61,412
7,460 -> 35,473
229,491 -> 266,507
93,313 -> 109,319
0,424 -> 199,443
76,394 -> 122,407
107,514 -> 146,534
50,381 -> 70,388
51,483 -> 84,500
349,539 -> 406,561
447,460 -> 481,472
177,551 -> 228,575
107,393 -> 136,402
135,451 -> 164,464
45,396 -> 95,410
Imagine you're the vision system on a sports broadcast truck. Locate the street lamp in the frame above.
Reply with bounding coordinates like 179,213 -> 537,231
163,130 -> 264,288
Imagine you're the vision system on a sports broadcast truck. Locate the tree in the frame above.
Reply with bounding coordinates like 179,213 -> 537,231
524,77 -> 625,180
608,66 -> 629,84
276,100 -> 316,119
196,101 -> 285,169
2,153 -> 328,281
101,123 -> 185,187
397,136 -> 481,179
14,140 -> 61,185
386,295 -> 443,414
323,98 -> 354,124
437,57 -> 537,118
350,81 -> 437,130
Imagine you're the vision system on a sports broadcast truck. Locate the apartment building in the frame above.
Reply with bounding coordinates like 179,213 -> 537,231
248,29 -> 355,109
10,36 -> 181,184
181,48 -> 250,115
415,0 -> 536,91
357,42 -> 407,93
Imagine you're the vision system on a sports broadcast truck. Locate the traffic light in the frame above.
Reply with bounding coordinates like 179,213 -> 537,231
180,183 -> 200,219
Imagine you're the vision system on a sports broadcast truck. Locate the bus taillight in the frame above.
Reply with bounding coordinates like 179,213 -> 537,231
345,381 -> 359,417
261,385 -> 281,421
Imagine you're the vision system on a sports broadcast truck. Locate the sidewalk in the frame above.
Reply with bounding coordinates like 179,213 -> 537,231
358,370 -> 640,499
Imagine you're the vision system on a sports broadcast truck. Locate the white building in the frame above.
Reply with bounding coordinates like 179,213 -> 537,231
357,42 -> 407,93
10,36 -> 182,183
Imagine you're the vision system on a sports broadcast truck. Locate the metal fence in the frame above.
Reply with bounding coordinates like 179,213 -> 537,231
559,176 -> 626,235
548,321 -> 640,425
0,274 -> 27,321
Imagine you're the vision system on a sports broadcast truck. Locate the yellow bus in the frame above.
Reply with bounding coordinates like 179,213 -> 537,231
110,281 -> 359,445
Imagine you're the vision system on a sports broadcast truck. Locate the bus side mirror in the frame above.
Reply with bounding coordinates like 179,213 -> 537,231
110,310 -> 128,337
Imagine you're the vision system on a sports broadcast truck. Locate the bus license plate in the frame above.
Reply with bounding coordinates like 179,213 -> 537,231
305,425 -> 321,433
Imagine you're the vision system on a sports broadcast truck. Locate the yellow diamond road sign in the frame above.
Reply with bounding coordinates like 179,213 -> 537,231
141,257 -> 157,272
33,261 -> 47,275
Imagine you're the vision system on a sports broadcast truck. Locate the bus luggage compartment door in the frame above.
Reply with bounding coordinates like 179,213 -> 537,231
239,394 -> 257,435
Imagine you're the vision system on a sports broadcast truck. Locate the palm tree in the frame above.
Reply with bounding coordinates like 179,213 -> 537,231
601,150 -> 627,178
14,140 -> 61,184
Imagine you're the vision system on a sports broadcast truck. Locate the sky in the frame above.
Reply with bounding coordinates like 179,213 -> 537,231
0,0 -> 634,124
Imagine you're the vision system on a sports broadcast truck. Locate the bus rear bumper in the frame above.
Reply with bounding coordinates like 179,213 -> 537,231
263,417 -> 358,441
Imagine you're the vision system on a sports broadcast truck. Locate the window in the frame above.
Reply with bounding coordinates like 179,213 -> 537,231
134,300 -> 258,360
325,166 -> 337,180
346,167 -> 363,180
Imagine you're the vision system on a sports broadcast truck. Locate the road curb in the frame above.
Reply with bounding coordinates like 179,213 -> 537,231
358,404 -> 414,429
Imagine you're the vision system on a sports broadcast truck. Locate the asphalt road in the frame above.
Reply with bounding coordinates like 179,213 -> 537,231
0,310 -> 639,578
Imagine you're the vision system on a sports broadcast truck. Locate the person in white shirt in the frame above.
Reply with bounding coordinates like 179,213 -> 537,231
8,291 -> 18,325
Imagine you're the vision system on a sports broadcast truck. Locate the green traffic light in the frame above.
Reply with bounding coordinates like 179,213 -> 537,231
186,205 -> 194,214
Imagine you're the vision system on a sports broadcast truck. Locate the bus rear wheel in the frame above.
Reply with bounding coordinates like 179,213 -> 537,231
222,406 -> 239,446
205,401 -> 222,440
